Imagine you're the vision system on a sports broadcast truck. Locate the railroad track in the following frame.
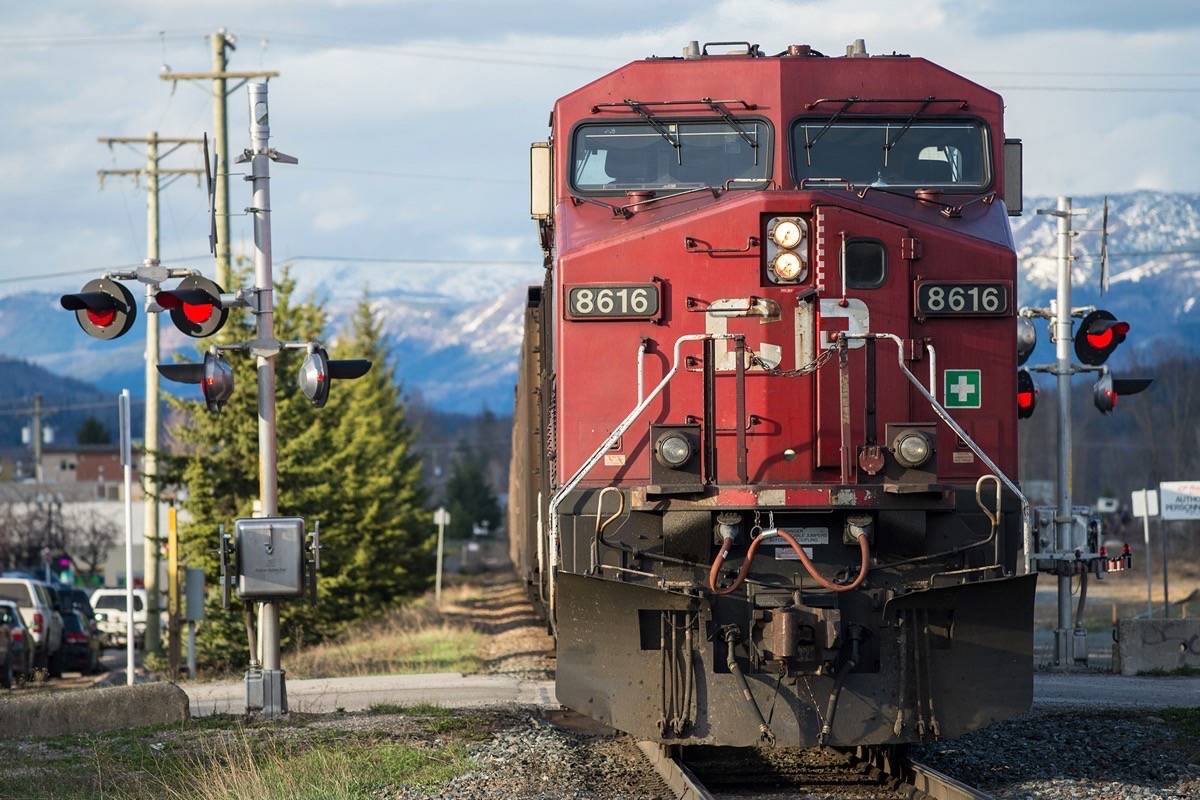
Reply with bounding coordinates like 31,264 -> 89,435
639,741 -> 991,800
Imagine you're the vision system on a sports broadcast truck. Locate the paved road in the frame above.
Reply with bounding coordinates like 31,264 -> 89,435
1033,672 -> 1200,709
186,673 -> 557,716
184,671 -> 1199,717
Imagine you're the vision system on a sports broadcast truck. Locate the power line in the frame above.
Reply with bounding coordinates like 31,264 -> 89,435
995,85 -> 1200,93
283,254 -> 537,267
0,255 -> 210,286
298,166 -> 523,185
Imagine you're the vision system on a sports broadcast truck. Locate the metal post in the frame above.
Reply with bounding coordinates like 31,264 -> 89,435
1160,518 -> 1170,618
1054,195 -> 1074,666
1142,497 -> 1154,618
119,390 -> 135,686
244,82 -> 285,717
31,394 -> 43,482
435,515 -> 446,606
143,132 -> 162,656
212,30 -> 232,290
187,622 -> 197,680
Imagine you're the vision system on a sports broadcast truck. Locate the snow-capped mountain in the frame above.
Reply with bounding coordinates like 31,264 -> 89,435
2,190 -> 1196,413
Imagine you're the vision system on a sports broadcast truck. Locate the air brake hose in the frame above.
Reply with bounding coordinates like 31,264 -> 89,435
709,528 -> 871,596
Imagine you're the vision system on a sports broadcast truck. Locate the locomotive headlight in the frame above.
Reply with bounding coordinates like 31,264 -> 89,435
771,251 -> 804,282
655,432 -> 693,468
894,431 -> 933,468
770,218 -> 805,249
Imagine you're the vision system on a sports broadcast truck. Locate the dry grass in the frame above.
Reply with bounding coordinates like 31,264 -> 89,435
285,583 -> 484,679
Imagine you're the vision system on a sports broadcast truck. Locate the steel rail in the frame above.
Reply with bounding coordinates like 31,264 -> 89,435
637,742 -> 716,800
643,744 -> 992,800
908,759 -> 994,800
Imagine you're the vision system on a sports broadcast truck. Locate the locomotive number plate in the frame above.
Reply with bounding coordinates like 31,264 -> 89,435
915,281 -> 1010,317
565,283 -> 660,320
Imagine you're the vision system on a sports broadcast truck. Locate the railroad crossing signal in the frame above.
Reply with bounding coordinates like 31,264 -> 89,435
60,278 -> 138,340
944,369 -> 981,409
1074,309 -> 1130,366
156,275 -> 228,338
158,349 -> 235,412
1016,316 -> 1037,366
1017,369 -> 1037,419
1092,372 -> 1152,415
296,346 -> 372,408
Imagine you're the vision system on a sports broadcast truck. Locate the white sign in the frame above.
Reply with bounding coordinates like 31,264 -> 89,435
1096,497 -> 1119,514
433,507 -> 451,526
1160,481 -> 1200,520
780,527 -> 830,545
1131,489 -> 1159,518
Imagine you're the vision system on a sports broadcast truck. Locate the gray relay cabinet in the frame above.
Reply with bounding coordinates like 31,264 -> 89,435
220,516 -> 320,605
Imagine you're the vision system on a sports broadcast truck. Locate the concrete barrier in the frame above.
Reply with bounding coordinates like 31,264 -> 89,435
0,682 -> 190,739
1114,619 -> 1200,676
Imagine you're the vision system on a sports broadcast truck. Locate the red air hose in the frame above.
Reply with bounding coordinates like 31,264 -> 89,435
708,529 -> 871,595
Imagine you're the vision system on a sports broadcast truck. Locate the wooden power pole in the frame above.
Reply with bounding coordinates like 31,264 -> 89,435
97,133 -> 204,656
161,29 -> 279,290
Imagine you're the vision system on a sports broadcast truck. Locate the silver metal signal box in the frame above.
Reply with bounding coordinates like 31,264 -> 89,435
236,517 -> 306,598
219,516 -> 320,606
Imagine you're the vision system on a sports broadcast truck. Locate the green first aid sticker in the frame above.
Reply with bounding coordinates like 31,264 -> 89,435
944,369 -> 981,409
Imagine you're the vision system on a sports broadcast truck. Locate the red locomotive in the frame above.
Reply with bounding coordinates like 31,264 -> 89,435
510,38 -> 1033,748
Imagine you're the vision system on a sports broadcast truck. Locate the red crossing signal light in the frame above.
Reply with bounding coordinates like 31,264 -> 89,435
1074,310 -> 1130,366
1017,368 -> 1037,419
297,346 -> 372,408
1092,372 -> 1152,415
157,350 -> 235,412
60,278 -> 137,340
156,276 -> 228,338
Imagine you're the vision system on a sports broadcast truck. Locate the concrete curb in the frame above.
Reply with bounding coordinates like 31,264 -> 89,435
0,682 -> 190,739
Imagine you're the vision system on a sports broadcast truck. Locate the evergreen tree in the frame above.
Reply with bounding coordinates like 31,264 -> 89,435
321,295 -> 433,618
165,273 -> 429,670
76,416 -> 111,445
444,445 -> 502,539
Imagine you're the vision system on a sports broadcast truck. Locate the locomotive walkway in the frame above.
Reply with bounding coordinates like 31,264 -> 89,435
183,671 -> 1198,717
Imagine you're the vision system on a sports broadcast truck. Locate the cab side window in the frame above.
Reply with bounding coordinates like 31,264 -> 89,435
845,239 -> 886,288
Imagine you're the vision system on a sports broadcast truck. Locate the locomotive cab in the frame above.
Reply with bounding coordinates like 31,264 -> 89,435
510,39 -> 1036,749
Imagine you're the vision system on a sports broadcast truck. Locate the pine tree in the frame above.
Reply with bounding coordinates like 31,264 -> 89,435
444,445 -> 502,540
321,294 -> 433,618
165,274 -> 432,670
76,416 -> 112,445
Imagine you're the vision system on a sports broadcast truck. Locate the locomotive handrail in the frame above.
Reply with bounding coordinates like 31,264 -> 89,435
547,333 -> 744,579
842,332 -> 1034,573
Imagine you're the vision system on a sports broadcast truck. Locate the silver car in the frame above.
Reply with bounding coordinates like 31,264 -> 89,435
0,579 -> 64,677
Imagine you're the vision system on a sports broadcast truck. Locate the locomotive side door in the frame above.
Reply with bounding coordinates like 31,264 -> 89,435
813,205 -> 914,471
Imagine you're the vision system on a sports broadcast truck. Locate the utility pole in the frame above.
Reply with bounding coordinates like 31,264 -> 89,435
161,30 -> 279,290
32,394 -> 43,482
98,133 -> 204,655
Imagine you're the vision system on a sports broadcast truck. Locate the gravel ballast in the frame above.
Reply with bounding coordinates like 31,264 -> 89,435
914,708 -> 1200,800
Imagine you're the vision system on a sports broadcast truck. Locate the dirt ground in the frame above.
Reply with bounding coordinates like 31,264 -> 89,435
438,573 -> 556,680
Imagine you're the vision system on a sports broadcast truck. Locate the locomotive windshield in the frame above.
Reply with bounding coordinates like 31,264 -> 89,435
791,118 -> 990,189
572,120 -> 771,193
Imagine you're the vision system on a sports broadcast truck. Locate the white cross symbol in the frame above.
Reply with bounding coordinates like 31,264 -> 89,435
950,375 -> 976,403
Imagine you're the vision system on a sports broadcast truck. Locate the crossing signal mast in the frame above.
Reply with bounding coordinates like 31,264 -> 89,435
1018,196 -> 1150,667
62,84 -> 370,717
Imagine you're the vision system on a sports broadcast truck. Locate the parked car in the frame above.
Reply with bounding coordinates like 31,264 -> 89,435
90,588 -> 149,647
61,610 -> 100,674
0,600 -> 34,688
61,588 -> 97,627
0,579 -> 64,677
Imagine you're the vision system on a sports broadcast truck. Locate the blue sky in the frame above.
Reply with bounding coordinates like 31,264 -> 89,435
0,0 -> 1197,297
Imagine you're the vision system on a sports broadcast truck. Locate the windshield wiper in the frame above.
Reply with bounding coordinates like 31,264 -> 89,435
702,98 -> 759,164
881,96 -> 934,166
803,97 -> 859,166
621,99 -> 681,164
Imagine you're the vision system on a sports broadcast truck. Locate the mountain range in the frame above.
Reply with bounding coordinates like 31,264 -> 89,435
1,190 -> 1196,425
